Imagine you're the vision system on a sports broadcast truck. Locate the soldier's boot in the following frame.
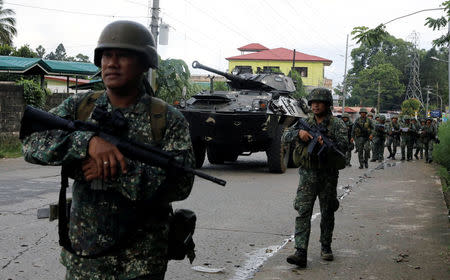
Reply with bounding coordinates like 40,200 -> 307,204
320,244 -> 334,261
287,248 -> 307,268
359,163 -> 364,169
387,147 -> 393,158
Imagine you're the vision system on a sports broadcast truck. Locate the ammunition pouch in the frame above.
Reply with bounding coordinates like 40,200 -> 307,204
168,209 -> 196,263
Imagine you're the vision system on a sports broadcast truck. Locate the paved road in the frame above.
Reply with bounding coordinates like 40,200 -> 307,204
0,152 -> 448,280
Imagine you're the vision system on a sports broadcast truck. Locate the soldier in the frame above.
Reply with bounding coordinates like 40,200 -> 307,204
386,115 -> 401,159
421,118 -> 437,163
22,21 -> 195,280
342,112 -> 354,166
351,108 -> 374,169
284,88 -> 347,268
400,115 -> 417,161
414,118 -> 425,160
372,115 -> 386,162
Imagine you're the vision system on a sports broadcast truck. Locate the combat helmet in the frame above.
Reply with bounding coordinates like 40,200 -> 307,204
94,20 -> 158,69
359,108 -> 368,113
379,115 -> 386,121
307,88 -> 332,106
342,112 -> 350,119
403,115 -> 410,121
391,115 -> 399,120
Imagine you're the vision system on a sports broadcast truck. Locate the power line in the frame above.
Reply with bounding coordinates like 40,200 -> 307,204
5,1 -> 149,18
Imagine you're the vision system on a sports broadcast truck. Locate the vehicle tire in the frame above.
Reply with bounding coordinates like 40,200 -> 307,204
287,141 -> 300,168
207,145 -> 225,164
192,140 -> 206,168
266,125 -> 289,173
224,152 -> 239,162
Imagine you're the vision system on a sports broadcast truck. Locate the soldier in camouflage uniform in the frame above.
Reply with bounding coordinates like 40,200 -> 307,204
284,88 -> 347,268
341,113 -> 354,166
400,116 -> 417,161
421,118 -> 437,163
351,108 -> 374,169
22,21 -> 195,280
371,115 -> 386,162
386,115 -> 401,159
414,118 -> 425,160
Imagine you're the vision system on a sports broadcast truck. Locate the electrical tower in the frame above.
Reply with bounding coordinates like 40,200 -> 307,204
405,32 -> 424,108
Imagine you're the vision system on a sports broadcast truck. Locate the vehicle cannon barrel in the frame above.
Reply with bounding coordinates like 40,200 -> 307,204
192,60 -> 245,83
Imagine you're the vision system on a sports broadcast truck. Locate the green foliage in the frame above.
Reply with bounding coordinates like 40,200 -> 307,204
17,79 -> 50,108
0,0 -> 17,45
0,134 -> 21,158
35,45 -> 45,58
13,44 -> 38,58
213,81 -> 229,91
0,43 -> 13,55
351,63 -> 405,110
155,58 -> 198,104
351,24 -> 389,46
288,70 -> 307,99
401,98 -> 421,116
434,122 -> 450,170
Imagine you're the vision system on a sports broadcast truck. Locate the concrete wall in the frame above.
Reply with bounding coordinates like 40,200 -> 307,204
0,83 -> 70,134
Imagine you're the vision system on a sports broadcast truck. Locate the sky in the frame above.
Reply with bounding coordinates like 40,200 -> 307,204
7,0 -> 447,86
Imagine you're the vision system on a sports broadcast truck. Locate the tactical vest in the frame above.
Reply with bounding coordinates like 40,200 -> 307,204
76,90 -> 168,143
292,116 -> 346,170
354,117 -> 371,138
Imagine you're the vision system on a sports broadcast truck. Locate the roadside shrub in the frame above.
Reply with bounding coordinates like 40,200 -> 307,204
17,79 -> 51,108
434,122 -> 450,192
0,134 -> 22,158
433,122 -> 450,169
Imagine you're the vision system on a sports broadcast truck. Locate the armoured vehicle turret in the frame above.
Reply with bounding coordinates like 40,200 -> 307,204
178,61 -> 309,173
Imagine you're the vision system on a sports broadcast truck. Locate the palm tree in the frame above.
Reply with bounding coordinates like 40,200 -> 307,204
0,0 -> 16,45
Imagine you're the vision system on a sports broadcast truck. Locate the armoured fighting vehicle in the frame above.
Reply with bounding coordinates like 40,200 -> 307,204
178,61 -> 309,173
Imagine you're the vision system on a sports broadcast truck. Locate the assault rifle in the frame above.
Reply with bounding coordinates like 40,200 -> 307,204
294,118 -> 345,160
20,105 -> 226,186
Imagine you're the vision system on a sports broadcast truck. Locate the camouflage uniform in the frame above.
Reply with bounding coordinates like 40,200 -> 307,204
400,117 -> 417,161
414,120 -> 424,159
284,88 -> 347,267
372,116 -> 386,161
351,111 -> 373,168
22,90 -> 195,280
386,116 -> 400,159
421,119 -> 437,163
22,21 -> 195,280
342,113 -> 353,166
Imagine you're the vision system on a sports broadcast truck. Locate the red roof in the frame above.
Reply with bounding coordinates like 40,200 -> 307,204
227,48 -> 332,65
238,43 -> 269,51
45,75 -> 90,84
334,107 -> 358,113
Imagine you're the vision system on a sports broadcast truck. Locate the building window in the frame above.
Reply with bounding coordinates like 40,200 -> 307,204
233,66 -> 253,74
294,67 -> 308,77
262,66 -> 280,73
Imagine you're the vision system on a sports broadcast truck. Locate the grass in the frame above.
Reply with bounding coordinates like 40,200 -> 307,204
0,134 -> 22,158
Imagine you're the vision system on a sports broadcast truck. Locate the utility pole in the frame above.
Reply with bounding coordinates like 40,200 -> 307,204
426,86 -> 430,116
342,34 -> 349,115
377,80 -> 381,113
147,0 -> 160,87
448,22 -> 450,115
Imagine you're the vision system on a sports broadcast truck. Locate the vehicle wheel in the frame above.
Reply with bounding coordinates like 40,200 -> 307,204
266,125 -> 289,173
207,145 -> 225,164
192,140 -> 206,168
287,141 -> 300,168
224,152 -> 239,162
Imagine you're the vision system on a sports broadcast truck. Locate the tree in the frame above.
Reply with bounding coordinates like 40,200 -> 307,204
0,43 -> 13,55
13,44 -> 38,58
46,43 -> 67,60
401,98 -> 421,116
75,53 -> 90,62
288,69 -> 307,99
0,0 -> 16,45
155,58 -> 200,104
35,45 -> 46,58
352,1 -> 450,47
350,63 -> 405,110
